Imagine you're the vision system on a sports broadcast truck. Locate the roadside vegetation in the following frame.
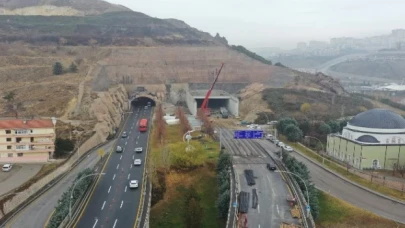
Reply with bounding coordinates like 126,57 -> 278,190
317,191 -> 405,228
149,105 -> 225,228
230,45 -> 272,65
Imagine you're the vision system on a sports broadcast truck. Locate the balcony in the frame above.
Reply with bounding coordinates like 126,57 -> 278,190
0,140 -> 54,146
0,147 -> 54,153
0,133 -> 55,137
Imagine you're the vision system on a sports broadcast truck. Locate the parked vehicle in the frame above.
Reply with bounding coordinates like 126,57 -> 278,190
266,162 -> 276,170
2,164 -> 12,172
283,145 -> 294,152
116,146 -> 123,153
273,139 -> 280,145
277,141 -> 285,147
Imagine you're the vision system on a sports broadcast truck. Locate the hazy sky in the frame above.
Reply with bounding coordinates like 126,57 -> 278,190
106,0 -> 405,49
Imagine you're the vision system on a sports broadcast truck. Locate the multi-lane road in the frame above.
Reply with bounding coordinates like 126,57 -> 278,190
220,128 -> 297,228
75,106 -> 152,228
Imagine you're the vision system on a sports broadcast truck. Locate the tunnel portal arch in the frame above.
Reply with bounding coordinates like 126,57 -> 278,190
130,95 -> 157,108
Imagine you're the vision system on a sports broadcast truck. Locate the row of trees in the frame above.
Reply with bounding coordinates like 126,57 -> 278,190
47,168 -> 94,228
154,104 -> 166,145
183,187 -> 204,228
53,61 -> 78,75
177,106 -> 191,134
216,151 -> 232,219
282,151 -> 320,219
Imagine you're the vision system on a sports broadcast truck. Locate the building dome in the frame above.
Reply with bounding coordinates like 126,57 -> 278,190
349,108 -> 405,129
356,135 -> 380,143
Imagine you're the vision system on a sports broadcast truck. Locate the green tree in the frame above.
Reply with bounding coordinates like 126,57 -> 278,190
2,91 -> 15,103
299,120 -> 311,136
184,187 -> 203,228
277,117 -> 298,134
217,152 -> 232,172
284,124 -> 303,142
318,122 -> 332,135
69,62 -> 78,73
339,119 -> 348,132
217,189 -> 230,218
327,120 -> 340,133
53,62 -> 63,75
54,138 -> 74,158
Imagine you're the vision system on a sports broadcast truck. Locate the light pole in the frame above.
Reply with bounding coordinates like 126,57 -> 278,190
275,170 -> 311,218
69,172 -> 106,220
305,136 -> 325,164
214,129 -> 222,150
183,130 -> 195,152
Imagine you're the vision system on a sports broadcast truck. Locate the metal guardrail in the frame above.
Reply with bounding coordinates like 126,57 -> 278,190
255,142 -> 315,228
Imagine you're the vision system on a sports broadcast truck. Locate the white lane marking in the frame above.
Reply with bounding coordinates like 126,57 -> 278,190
95,167 -> 98,172
258,204 -> 260,213
258,225 -> 260,228
125,141 -> 128,145
130,164 -> 133,169
108,186 -> 111,193
129,131 -> 131,134
276,204 -> 280,215
136,141 -> 138,144
127,174 -> 130,179
116,164 -> 119,169
137,136 -> 139,139
120,155 -> 122,160
120,200 -> 123,208
101,201 -> 106,210
113,174 -> 116,180
132,155 -> 134,159
125,186 -> 127,192
93,219 -> 98,228
113,219 -> 118,228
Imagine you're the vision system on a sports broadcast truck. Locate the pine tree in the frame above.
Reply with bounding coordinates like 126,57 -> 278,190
53,62 -> 63,75
69,62 -> 78,73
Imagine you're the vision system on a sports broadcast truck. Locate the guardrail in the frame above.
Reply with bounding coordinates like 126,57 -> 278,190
255,142 -> 315,228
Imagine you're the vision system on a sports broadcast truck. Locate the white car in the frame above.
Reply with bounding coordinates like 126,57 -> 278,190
135,147 -> 143,153
277,142 -> 285,147
283,145 -> 294,152
134,159 -> 142,166
129,180 -> 139,188
2,164 -> 12,172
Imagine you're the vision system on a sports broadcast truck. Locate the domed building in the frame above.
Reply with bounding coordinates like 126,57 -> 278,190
327,109 -> 405,170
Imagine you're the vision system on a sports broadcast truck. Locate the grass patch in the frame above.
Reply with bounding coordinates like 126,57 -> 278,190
279,136 -> 405,202
317,191 -> 405,228
149,124 -> 224,228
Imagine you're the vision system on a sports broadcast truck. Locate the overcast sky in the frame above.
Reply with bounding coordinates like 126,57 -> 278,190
106,0 -> 405,49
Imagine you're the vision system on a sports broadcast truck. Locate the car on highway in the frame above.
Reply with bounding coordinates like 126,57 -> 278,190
116,146 -> 123,153
144,106 -> 148,110
129,180 -> 139,188
122,131 -> 128,138
276,141 -> 285,147
134,147 -> 143,153
266,134 -> 273,140
2,164 -> 12,172
134,159 -> 142,166
283,145 -> 294,152
266,162 -> 276,171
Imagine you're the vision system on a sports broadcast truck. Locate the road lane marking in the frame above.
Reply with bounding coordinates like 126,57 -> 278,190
133,155 -> 134,159
113,174 -> 116,180
108,186 -> 111,193
116,164 -> 119,169
136,141 -> 138,144
127,174 -> 130,179
93,219 -> 98,228
120,155 -> 122,160
137,136 -> 139,139
125,141 -> 128,145
101,201 -> 106,210
120,200 -> 123,208
113,219 -> 118,228
258,204 -> 260,213
277,204 -> 280,215
129,131 -> 131,134
125,186 -> 127,192
130,164 -> 133,169
258,225 -> 260,228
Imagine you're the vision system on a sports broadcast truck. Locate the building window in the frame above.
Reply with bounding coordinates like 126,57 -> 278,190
386,139 -> 389,144
16,137 -> 22,143
7,146 -> 11,149
16,145 -> 27,150
372,159 -> 379,169
6,138 -> 11,142
17,153 -> 23,157
392,138 -> 396,143
8,153 -> 13,157
31,137 -> 34,142
15,129 -> 29,135
5,130 -> 11,134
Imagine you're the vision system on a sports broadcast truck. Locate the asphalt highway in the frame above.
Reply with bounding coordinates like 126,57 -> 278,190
75,106 -> 152,228
257,139 -> 405,224
5,140 -> 116,228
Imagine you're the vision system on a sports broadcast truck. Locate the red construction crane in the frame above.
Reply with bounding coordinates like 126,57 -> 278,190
200,63 -> 225,116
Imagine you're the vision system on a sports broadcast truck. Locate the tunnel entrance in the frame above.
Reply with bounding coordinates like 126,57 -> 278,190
131,97 -> 156,107
196,98 -> 229,113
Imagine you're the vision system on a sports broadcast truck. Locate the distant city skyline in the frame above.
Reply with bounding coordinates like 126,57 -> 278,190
106,0 -> 405,49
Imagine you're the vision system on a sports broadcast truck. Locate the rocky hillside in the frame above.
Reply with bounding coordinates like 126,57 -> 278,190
0,0 -> 130,16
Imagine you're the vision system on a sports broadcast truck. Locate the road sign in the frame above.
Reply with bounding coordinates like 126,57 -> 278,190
306,205 -> 311,211
233,202 -> 237,207
98,149 -> 105,157
233,130 -> 264,139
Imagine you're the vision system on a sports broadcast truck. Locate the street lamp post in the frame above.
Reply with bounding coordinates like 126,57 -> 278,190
305,136 -> 325,164
69,173 -> 106,220
275,170 -> 311,218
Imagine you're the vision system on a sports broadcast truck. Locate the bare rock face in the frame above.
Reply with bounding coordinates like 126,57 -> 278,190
89,84 -> 128,142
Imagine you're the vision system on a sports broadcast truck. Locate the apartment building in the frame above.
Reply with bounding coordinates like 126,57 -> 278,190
0,118 -> 56,163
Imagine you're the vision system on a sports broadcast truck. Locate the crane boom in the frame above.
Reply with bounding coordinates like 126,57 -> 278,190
200,63 -> 224,116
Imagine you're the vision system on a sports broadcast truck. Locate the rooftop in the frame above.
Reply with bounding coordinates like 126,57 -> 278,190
348,108 -> 405,129
0,119 -> 55,129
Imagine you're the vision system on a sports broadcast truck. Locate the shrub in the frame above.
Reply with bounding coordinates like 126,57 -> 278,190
53,62 -> 63,75
54,138 -> 74,158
